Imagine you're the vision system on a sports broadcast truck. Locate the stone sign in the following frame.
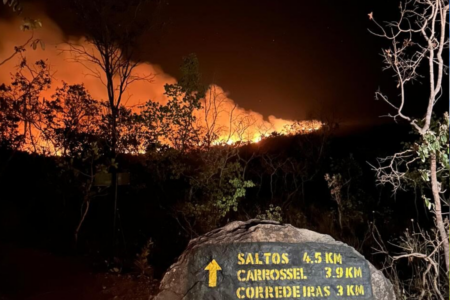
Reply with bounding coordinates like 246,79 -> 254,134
187,242 -> 372,299
155,220 -> 395,300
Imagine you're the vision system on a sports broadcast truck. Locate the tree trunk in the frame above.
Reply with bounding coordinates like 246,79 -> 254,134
337,204 -> 343,230
430,154 -> 449,273
111,106 -> 118,251
75,198 -> 90,243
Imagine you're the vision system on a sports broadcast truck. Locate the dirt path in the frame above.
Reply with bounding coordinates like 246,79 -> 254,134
0,244 -> 157,300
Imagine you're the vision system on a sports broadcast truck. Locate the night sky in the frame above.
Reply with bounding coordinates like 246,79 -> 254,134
1,0 -> 447,129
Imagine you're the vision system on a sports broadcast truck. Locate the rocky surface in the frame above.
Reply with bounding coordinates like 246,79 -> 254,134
154,219 -> 395,300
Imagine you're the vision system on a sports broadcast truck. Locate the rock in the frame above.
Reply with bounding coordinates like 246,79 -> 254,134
155,219 -> 395,300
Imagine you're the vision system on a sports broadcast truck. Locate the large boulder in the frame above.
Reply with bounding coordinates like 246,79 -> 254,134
155,220 -> 395,300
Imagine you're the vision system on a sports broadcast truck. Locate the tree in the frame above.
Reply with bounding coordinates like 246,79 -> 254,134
199,84 -> 258,147
39,83 -> 107,242
369,0 -> 449,273
141,54 -> 206,152
67,0 -> 159,248
42,83 -> 102,156
325,155 -> 365,232
201,84 -> 232,148
174,145 -> 254,235
63,140 -> 107,243
67,0 -> 156,158
115,105 -> 148,154
0,57 -> 51,153
0,84 -> 22,149
160,54 -> 206,151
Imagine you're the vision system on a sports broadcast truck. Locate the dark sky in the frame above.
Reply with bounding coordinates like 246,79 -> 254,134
2,0 -> 448,128
142,0 -> 401,124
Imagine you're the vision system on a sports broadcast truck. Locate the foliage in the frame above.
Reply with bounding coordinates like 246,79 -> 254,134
141,54 -> 206,152
416,114 -> 449,180
174,146 -> 254,233
0,58 -> 51,152
0,84 -> 23,149
324,155 -> 366,229
256,204 -> 283,222
215,177 -> 255,217
399,114 -> 450,210
42,83 -> 102,156
134,238 -> 154,277
57,140 -> 109,243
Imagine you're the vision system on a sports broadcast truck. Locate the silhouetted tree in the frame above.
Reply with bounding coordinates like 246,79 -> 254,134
0,84 -> 22,149
66,0 -> 161,248
141,54 -> 206,152
42,83 -> 101,155
67,0 -> 158,158
0,58 -> 51,153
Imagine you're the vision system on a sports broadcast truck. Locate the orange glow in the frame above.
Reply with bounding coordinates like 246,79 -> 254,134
0,15 -> 322,154
199,85 -> 322,146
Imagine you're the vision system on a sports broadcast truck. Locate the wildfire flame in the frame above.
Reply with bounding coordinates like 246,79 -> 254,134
0,15 -> 322,154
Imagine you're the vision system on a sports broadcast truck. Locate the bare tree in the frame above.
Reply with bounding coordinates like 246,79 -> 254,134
372,221 -> 449,299
201,85 -> 226,147
65,0 -> 160,251
199,84 -> 263,147
369,0 -> 449,272
66,0 -> 158,158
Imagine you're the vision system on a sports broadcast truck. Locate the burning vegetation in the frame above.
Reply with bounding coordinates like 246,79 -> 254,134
0,57 -> 323,154
0,15 -> 322,155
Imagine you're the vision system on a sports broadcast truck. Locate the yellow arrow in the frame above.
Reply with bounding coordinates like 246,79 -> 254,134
204,259 -> 222,287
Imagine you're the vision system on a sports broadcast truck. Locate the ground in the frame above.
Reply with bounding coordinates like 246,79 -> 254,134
0,244 -> 159,300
